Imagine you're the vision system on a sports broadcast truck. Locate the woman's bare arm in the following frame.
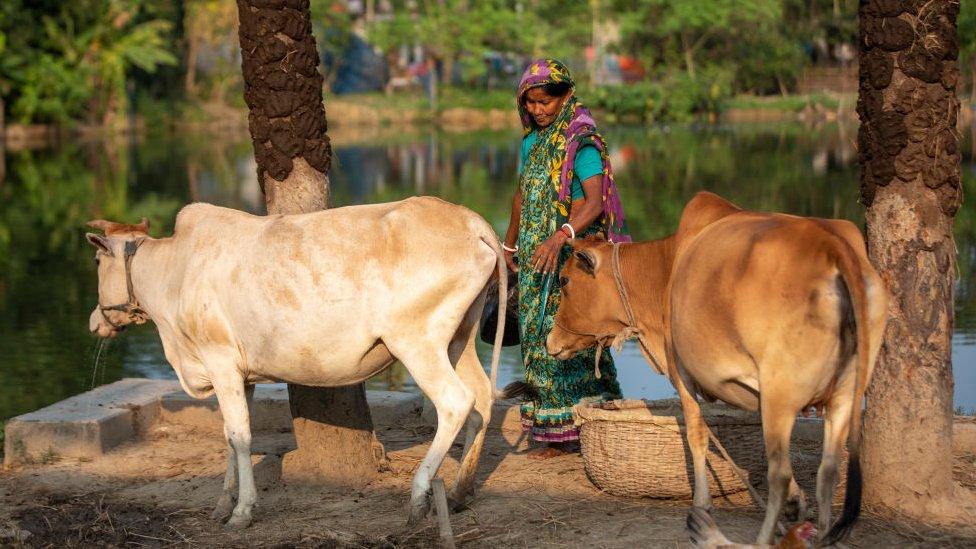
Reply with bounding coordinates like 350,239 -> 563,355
567,175 -> 603,234
503,188 -> 522,272
530,174 -> 604,275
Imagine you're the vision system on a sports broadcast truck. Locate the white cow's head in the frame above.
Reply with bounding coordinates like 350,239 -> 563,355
86,218 -> 150,338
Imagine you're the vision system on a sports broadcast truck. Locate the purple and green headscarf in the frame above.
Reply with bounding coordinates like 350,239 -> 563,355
517,58 -> 630,243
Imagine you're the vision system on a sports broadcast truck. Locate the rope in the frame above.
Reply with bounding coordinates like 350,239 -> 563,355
706,427 -> 787,536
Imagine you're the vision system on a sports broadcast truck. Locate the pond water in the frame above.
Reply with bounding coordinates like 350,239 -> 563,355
1,121 -> 974,425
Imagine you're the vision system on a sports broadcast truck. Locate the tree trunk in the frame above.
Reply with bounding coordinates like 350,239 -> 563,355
0,93 -> 5,188
858,0 -> 975,521
236,0 -> 386,485
681,32 -> 696,80
185,32 -> 199,96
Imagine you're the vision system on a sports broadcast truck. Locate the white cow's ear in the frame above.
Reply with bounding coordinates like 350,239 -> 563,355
86,233 -> 111,254
574,250 -> 599,276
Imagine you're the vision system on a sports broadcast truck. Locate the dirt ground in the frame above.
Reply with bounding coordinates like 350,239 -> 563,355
2,412 -> 975,548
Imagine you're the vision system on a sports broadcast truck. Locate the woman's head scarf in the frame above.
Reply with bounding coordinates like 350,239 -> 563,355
516,58 -> 630,243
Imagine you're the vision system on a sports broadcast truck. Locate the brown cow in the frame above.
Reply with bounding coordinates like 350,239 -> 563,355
546,192 -> 888,545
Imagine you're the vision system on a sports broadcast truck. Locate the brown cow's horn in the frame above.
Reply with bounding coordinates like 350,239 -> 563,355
87,220 -> 113,232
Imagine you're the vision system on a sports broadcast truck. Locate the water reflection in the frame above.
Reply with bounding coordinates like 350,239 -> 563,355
1,121 -> 973,425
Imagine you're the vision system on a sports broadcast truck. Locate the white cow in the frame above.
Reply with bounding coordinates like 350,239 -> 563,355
86,197 -> 507,529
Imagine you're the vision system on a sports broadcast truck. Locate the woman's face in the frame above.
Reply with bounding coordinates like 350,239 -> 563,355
524,87 -> 569,128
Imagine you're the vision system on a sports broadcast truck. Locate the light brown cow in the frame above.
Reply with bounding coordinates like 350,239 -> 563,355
546,192 -> 888,545
86,197 -> 507,529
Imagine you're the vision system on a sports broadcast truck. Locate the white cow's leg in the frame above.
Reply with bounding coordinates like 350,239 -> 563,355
212,376 -> 255,530
757,403 -> 798,544
448,337 -> 492,510
212,384 -> 254,520
400,349 -> 474,525
817,383 -> 854,534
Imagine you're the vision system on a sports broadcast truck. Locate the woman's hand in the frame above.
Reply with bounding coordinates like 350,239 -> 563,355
530,231 -> 569,275
504,248 -> 519,273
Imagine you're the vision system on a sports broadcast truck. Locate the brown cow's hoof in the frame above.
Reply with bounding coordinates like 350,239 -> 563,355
785,496 -> 807,522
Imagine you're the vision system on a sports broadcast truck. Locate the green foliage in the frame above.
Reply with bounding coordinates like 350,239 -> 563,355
368,0 -> 535,83
960,0 -> 976,97
726,93 -> 841,112
1,0 -> 177,125
10,54 -> 92,123
0,0 -> 912,125
582,66 -> 733,123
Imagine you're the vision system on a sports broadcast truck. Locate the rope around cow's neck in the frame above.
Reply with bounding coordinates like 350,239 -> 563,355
592,242 -> 658,379
98,239 -> 148,327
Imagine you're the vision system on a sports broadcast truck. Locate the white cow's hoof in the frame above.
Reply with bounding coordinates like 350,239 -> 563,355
211,496 -> 236,521
406,498 -> 431,527
224,512 -> 252,530
692,502 -> 715,515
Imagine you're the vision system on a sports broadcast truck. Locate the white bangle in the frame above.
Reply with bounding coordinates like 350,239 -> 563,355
561,223 -> 576,240
502,243 -> 518,253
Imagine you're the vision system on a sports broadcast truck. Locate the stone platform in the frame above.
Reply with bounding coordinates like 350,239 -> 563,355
2,379 -> 434,466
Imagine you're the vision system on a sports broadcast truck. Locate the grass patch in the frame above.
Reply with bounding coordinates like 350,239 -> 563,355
726,93 -> 845,112
326,87 -> 513,112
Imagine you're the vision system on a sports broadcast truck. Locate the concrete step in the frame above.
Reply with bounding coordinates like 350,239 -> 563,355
3,379 -> 424,467
158,385 -> 423,434
3,378 -> 181,466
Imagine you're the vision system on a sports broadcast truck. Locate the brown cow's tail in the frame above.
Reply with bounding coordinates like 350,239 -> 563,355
481,231 -> 506,400
823,235 -> 873,546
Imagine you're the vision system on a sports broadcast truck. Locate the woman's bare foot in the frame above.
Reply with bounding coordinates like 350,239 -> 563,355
526,441 -> 579,460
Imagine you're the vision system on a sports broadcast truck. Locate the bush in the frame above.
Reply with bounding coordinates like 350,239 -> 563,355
581,66 -> 734,123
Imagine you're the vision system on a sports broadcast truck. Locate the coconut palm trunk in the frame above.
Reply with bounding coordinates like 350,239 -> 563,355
236,0 -> 386,483
858,0 -> 975,519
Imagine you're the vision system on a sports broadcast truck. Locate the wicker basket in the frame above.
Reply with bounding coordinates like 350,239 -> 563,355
574,399 -> 766,499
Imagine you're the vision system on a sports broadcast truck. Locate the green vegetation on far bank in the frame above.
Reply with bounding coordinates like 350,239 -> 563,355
3,1 -> 975,131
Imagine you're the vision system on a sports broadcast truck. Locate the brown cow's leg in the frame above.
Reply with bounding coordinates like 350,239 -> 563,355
817,380 -> 854,534
672,369 -> 712,510
757,404 -> 798,544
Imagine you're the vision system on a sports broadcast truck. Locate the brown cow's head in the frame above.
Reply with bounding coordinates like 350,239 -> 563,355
86,218 -> 150,338
546,237 -> 626,359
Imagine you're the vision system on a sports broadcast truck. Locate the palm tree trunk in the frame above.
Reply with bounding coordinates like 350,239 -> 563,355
236,0 -> 386,484
859,0 -> 975,520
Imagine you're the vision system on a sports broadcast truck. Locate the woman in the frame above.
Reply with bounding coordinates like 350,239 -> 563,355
502,59 -> 629,459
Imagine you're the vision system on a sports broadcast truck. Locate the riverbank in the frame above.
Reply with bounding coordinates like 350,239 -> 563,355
9,91 -> 968,152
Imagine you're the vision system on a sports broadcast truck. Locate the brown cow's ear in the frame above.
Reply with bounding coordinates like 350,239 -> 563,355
575,250 -> 598,276
86,233 -> 111,254
137,217 -> 150,233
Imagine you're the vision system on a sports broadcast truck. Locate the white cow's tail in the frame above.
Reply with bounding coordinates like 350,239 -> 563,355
482,232 -> 506,400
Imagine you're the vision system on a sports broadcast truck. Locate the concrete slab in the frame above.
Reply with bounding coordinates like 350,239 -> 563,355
158,384 -> 424,434
4,379 -> 423,467
955,420 -> 976,454
3,378 -> 181,466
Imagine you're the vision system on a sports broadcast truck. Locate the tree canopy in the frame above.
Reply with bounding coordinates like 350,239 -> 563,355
0,0 -> 973,126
